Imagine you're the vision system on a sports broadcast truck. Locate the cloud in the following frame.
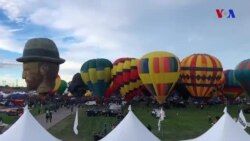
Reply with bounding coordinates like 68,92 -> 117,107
0,0 -> 250,83
0,59 -> 21,68
0,24 -> 22,52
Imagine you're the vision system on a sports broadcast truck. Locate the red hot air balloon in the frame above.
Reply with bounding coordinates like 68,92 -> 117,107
106,58 -> 143,101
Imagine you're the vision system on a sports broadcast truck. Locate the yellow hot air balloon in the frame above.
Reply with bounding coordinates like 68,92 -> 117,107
50,75 -> 61,94
137,51 -> 180,104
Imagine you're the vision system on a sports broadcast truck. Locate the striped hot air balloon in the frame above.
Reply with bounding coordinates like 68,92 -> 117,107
180,54 -> 223,98
80,59 -> 113,98
105,58 -> 143,101
208,72 -> 225,98
137,51 -> 180,104
234,59 -> 250,96
223,70 -> 244,99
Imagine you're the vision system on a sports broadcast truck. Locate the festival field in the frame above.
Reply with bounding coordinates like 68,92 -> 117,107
49,103 -> 250,141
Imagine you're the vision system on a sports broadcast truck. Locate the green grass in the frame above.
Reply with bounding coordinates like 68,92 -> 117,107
49,103 -> 250,141
0,113 -> 18,124
0,104 -> 46,124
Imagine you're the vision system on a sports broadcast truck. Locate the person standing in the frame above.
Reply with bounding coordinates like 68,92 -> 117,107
45,110 -> 49,123
71,106 -> 74,114
49,110 -> 52,123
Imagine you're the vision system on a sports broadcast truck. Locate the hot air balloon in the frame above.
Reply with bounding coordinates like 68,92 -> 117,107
56,80 -> 68,95
223,70 -> 244,100
180,54 -> 223,99
234,59 -> 250,96
108,58 -> 143,101
208,72 -> 225,98
68,73 -> 88,97
137,51 -> 180,104
174,79 -> 191,101
49,75 -> 61,94
80,59 -> 113,98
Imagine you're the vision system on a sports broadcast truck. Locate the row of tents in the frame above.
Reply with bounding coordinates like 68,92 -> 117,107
0,105 -> 249,141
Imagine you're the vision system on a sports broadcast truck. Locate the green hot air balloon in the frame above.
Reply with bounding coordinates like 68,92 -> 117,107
234,59 -> 250,96
223,70 -> 244,100
56,80 -> 68,95
80,59 -> 113,98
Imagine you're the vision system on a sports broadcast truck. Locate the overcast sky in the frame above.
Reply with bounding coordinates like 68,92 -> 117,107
0,0 -> 249,87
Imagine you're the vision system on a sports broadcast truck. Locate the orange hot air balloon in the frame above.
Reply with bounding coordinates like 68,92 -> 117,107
216,72 -> 225,97
137,51 -> 180,104
180,54 -> 223,98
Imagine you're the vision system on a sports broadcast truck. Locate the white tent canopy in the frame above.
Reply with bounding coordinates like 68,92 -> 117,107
100,110 -> 160,141
183,111 -> 250,141
0,106 -> 61,141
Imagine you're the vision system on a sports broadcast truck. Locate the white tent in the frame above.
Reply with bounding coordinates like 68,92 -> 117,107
183,112 -> 250,141
0,106 -> 61,141
100,110 -> 160,141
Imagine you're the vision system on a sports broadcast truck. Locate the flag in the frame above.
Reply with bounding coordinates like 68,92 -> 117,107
128,105 -> 132,111
158,108 -> 165,131
236,110 -> 247,129
223,107 -> 227,113
73,107 -> 79,135
24,105 -> 29,111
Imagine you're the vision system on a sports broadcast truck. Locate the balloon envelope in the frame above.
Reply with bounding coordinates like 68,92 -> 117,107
180,54 -> 223,98
234,59 -> 250,96
80,59 -> 113,98
216,72 -> 225,97
68,73 -> 88,97
50,75 -> 61,94
56,80 -> 68,95
174,80 -> 191,100
137,51 -> 180,104
223,70 -> 244,99
108,58 -> 143,101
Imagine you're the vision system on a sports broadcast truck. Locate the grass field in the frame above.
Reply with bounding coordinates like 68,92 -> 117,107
49,103 -> 250,141
0,104 -> 50,124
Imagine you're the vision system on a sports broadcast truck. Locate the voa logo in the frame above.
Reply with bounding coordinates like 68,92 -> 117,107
216,9 -> 235,19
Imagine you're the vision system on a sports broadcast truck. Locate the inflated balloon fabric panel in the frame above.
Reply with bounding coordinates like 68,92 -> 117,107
80,59 -> 112,98
138,51 -> 180,104
180,54 -> 223,98
111,58 -> 143,100
223,70 -> 244,99
49,75 -> 61,94
235,59 -> 250,96
216,72 -> 225,96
